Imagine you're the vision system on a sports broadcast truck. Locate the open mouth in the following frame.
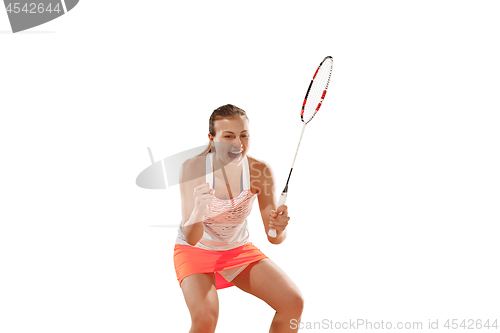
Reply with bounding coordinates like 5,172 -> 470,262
228,151 -> 242,160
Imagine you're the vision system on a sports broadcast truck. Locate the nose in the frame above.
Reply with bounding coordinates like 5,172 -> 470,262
234,136 -> 243,147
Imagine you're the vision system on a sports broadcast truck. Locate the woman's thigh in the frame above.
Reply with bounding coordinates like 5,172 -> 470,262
230,258 -> 304,313
181,273 -> 219,320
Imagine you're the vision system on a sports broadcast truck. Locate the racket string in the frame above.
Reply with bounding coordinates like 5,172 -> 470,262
312,62 -> 330,107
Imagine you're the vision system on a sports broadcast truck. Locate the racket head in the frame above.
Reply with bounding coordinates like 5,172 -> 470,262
301,56 -> 333,124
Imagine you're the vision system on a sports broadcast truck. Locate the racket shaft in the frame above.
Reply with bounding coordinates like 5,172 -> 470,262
268,123 -> 307,238
290,123 -> 307,169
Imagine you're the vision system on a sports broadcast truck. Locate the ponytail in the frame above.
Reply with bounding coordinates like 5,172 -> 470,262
201,142 -> 212,155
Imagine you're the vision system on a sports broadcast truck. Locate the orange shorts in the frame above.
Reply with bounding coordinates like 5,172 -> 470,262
173,242 -> 268,290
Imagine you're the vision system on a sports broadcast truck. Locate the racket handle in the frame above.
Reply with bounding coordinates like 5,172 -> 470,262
268,192 -> 288,238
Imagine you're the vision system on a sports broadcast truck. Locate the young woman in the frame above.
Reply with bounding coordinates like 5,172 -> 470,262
174,104 -> 304,333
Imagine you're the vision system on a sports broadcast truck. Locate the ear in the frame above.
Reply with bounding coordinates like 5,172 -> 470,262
208,133 -> 214,142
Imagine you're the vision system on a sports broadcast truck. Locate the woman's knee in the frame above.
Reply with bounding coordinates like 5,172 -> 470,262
291,292 -> 305,316
279,291 -> 304,317
191,306 -> 218,332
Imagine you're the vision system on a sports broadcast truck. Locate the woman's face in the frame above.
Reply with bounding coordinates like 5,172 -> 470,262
209,116 -> 250,165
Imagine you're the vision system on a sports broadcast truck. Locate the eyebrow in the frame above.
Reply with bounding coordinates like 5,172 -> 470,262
222,130 -> 248,134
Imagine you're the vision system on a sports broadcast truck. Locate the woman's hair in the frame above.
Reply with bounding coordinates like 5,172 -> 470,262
203,104 -> 248,154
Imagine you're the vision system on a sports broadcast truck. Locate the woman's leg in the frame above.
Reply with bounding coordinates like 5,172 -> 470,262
180,273 -> 219,333
230,258 -> 304,332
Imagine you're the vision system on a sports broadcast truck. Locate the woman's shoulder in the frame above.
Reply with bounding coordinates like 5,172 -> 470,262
247,155 -> 275,196
182,152 -> 206,169
247,155 -> 274,177
180,153 -> 208,184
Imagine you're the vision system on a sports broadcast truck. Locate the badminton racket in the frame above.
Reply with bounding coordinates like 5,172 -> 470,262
269,56 -> 333,237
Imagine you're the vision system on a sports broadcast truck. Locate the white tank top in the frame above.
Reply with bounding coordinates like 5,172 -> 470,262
175,152 -> 257,251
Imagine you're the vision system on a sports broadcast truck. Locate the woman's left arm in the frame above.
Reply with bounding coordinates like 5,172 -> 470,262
251,159 -> 290,244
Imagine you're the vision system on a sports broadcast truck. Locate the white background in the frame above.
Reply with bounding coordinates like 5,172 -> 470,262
1,1 -> 499,332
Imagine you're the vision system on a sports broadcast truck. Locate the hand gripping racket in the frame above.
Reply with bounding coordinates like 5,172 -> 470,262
268,56 -> 333,238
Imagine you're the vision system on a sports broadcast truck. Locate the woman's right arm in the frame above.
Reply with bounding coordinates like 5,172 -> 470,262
179,158 -> 214,246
